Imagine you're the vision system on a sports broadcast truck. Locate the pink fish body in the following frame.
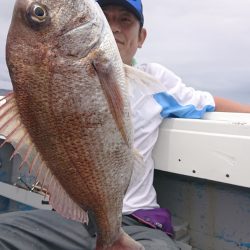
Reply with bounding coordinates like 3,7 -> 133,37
0,0 -> 145,249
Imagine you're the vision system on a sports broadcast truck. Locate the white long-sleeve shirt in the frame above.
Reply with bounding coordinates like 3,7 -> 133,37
122,63 -> 215,214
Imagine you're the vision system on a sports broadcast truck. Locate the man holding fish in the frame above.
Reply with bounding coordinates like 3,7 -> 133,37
0,0 -> 250,250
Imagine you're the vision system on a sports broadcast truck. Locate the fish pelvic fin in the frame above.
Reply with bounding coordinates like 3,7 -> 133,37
127,149 -> 145,190
124,64 -> 164,93
0,93 -> 88,224
92,61 -> 130,146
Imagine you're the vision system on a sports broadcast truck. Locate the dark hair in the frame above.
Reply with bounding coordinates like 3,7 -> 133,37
97,0 -> 144,26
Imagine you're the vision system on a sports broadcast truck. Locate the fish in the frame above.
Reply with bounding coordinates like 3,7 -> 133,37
0,0 -> 145,249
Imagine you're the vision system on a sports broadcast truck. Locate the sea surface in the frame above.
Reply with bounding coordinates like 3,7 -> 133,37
0,89 -> 11,96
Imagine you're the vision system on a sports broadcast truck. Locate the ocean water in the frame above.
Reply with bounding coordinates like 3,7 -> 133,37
0,89 -> 11,96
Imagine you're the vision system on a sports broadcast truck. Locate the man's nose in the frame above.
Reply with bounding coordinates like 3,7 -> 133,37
109,20 -> 121,33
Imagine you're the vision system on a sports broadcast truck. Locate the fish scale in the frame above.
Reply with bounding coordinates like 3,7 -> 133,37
2,0 -> 145,249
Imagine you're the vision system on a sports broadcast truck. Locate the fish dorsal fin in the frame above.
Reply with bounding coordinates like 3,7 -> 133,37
0,93 -> 88,224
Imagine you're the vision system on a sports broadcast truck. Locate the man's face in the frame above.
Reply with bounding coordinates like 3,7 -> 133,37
102,5 -> 146,65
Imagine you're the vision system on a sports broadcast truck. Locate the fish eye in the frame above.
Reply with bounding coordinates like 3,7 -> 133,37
34,6 -> 46,18
27,3 -> 50,29
31,4 -> 47,21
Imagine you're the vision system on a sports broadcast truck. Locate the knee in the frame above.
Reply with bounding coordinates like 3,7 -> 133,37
141,237 -> 179,250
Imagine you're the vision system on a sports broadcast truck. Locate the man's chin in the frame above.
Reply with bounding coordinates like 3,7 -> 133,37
116,42 -> 123,50
116,46 -> 124,57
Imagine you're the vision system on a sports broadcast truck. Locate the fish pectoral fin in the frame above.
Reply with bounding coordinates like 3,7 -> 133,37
92,61 -> 129,146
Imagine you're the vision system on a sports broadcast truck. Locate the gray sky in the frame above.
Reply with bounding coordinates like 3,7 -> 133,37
1,0 -> 250,103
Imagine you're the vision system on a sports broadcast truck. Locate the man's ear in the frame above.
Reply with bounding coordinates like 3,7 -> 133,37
138,28 -> 147,48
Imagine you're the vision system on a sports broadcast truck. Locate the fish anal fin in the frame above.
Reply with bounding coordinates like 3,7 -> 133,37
29,164 -> 89,224
48,175 -> 89,224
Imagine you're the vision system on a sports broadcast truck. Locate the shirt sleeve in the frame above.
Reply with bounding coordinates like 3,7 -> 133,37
137,63 -> 215,119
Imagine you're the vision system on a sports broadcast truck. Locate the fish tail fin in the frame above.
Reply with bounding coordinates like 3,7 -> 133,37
96,229 -> 144,250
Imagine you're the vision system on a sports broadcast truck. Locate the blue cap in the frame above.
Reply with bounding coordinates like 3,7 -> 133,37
97,0 -> 144,26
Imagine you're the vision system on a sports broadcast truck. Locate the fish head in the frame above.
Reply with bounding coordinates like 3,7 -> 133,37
6,0 -> 106,91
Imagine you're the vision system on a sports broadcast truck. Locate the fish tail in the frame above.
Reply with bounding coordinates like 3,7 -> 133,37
96,230 -> 144,250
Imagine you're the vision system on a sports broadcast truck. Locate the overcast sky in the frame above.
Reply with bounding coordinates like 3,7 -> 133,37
1,0 -> 250,103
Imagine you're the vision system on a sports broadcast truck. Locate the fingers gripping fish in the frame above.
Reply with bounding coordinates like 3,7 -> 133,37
1,0 -> 145,249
